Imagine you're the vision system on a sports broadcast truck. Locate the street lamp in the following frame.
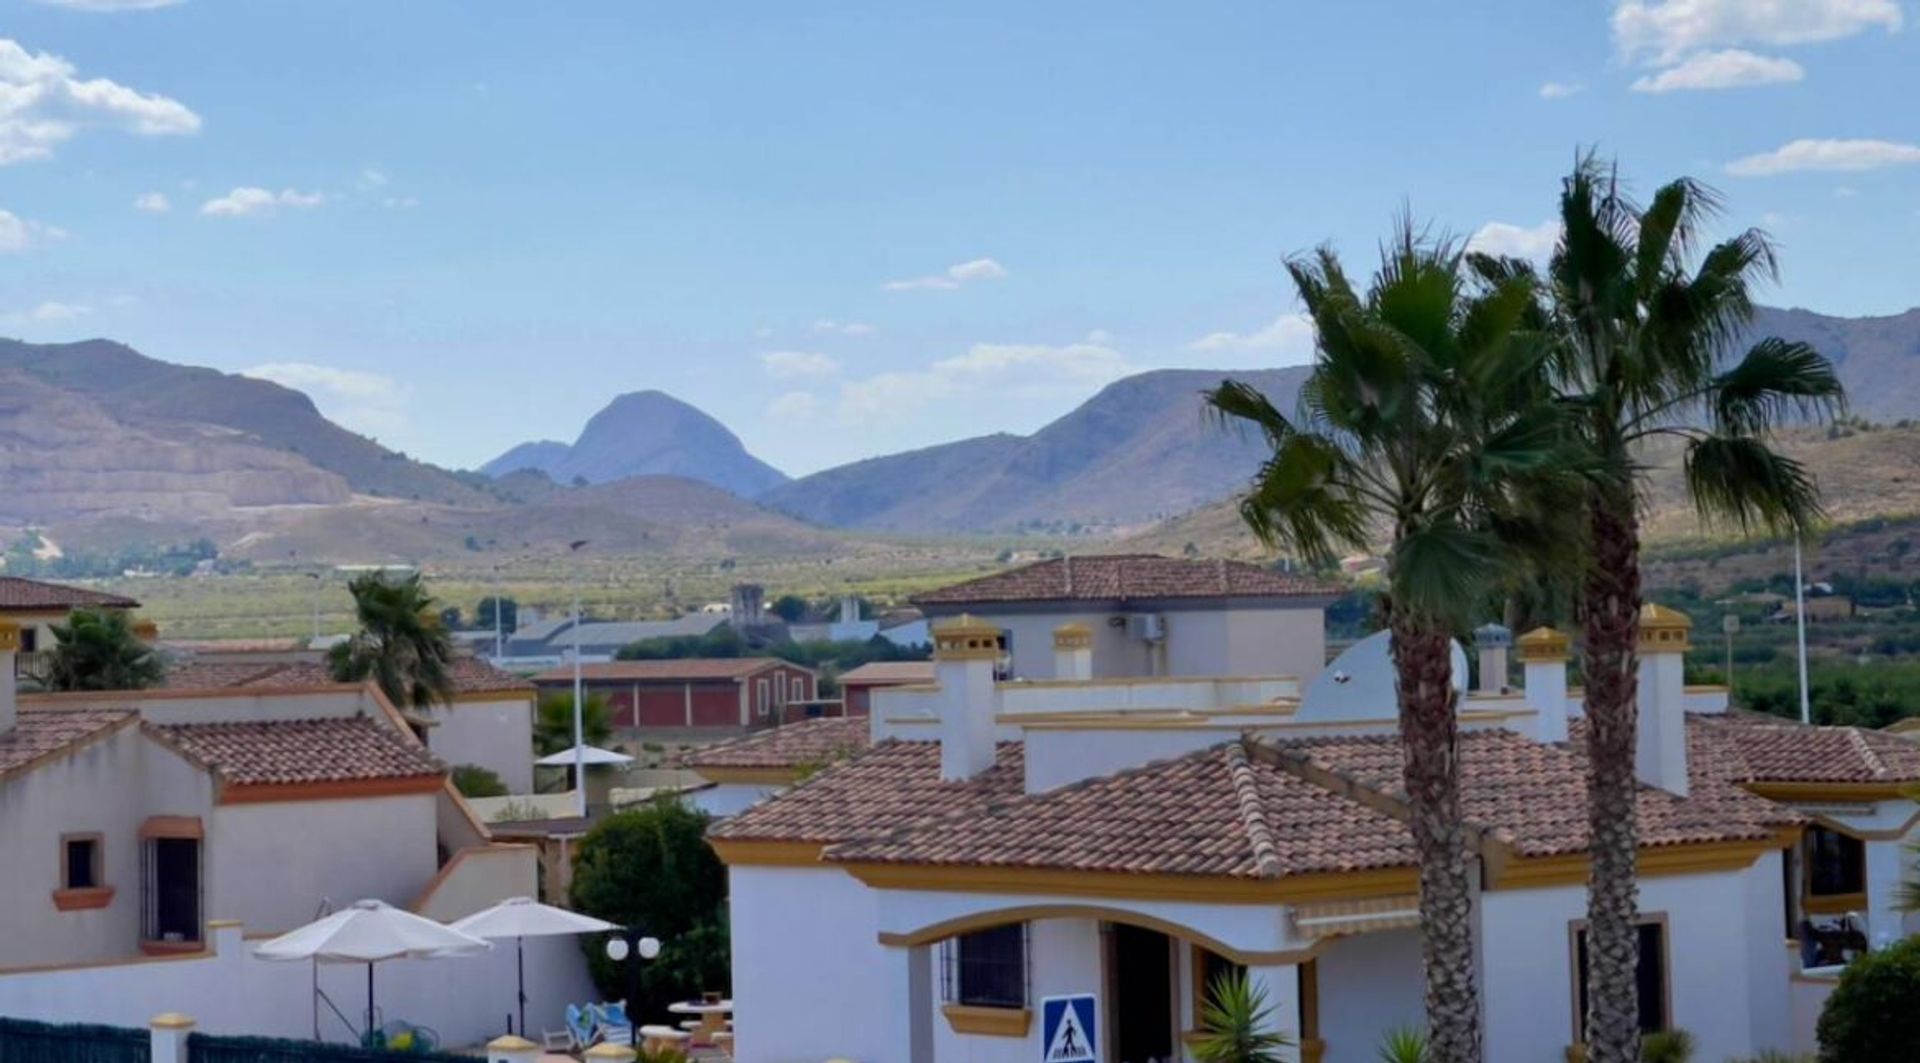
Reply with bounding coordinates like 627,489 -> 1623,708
569,540 -> 590,817
604,930 -> 662,1018
306,571 -> 324,646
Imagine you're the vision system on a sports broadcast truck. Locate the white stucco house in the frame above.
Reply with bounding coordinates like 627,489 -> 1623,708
911,553 -> 1339,684
0,622 -> 535,970
709,596 -> 1920,1063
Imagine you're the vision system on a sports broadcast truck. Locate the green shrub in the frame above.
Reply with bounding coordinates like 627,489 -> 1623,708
1816,937 -> 1920,1061
1189,969 -> 1290,1063
1640,1028 -> 1693,1063
451,764 -> 508,798
1375,1025 -> 1427,1063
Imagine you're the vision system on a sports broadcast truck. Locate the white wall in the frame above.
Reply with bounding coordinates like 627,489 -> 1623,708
729,865 -> 892,1063
207,795 -> 440,936
926,917 -> 1104,1063
1316,929 -> 1425,1063
1481,863 -> 1787,1062
425,697 -> 535,794
688,783 -> 783,819
983,606 -> 1325,683
0,922 -> 597,1049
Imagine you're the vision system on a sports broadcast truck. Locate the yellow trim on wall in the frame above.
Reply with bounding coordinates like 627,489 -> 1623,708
1486,837 -> 1781,890
941,1004 -> 1031,1037
842,860 -> 1419,905
708,839 -> 827,866
877,903 -> 1330,967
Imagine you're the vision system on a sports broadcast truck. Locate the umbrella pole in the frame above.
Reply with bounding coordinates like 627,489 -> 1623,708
517,936 -> 527,1037
366,963 -> 376,1040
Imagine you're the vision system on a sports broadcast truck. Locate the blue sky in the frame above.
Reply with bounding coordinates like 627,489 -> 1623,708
1,1 -> 1916,477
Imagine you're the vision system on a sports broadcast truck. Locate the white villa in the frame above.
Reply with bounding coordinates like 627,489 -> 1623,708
706,555 -> 1920,1063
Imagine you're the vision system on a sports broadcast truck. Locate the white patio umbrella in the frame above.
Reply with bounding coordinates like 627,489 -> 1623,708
450,896 -> 619,1036
534,744 -> 634,767
254,899 -> 491,1038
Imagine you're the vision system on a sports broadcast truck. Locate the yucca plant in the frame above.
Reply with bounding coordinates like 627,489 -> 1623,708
1189,969 -> 1291,1063
1377,1025 -> 1429,1063
1640,1028 -> 1693,1063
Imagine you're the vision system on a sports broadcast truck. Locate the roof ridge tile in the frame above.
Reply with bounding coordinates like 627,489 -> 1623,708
1225,740 -> 1284,878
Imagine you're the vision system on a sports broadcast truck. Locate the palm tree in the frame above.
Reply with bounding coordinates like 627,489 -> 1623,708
45,607 -> 163,691
1475,158 -> 1844,1063
328,571 -> 456,709
1208,225 -> 1577,1063
534,690 -> 614,756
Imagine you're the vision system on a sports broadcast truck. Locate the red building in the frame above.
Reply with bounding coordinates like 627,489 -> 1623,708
531,658 -> 819,734
836,660 -> 935,716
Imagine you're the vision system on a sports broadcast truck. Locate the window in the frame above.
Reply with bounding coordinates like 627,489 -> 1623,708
1807,826 -> 1867,899
19,626 -> 36,652
1192,946 -> 1246,1014
141,837 -> 201,943
756,679 -> 771,718
63,834 -> 101,890
943,924 -> 1028,1009
1573,918 -> 1669,1038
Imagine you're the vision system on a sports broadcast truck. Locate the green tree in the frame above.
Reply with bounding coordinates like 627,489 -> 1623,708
1479,158 -> 1844,1063
45,607 -> 163,692
327,572 -> 457,709
570,799 -> 729,1018
1189,969 -> 1291,1063
476,596 -> 518,635
451,764 -> 508,798
1815,936 -> 1920,1061
768,594 -> 810,623
534,691 -> 614,755
1206,226 -> 1575,1062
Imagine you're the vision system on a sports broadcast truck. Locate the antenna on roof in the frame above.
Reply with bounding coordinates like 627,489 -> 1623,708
1062,554 -> 1073,597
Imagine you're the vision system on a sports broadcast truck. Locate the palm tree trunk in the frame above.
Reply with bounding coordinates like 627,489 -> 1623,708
1391,617 -> 1482,1063
1581,491 -> 1642,1063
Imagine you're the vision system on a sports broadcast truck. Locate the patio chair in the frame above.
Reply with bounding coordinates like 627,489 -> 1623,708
590,1002 -> 633,1046
562,1004 -> 597,1051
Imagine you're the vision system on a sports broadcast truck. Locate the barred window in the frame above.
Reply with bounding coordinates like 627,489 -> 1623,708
942,924 -> 1029,1009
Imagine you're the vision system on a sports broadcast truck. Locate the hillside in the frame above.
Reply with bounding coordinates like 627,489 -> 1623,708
0,339 -> 488,506
761,367 -> 1311,532
1751,306 -> 1920,425
1128,422 -> 1920,560
481,390 -> 789,496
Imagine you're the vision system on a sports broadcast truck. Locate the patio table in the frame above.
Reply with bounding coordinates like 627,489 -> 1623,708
665,1001 -> 732,1045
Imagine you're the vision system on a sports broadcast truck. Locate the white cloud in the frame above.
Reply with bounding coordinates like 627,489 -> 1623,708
1538,81 -> 1585,99
1467,219 -> 1561,260
1725,138 -> 1920,176
244,362 -> 410,441
31,0 -> 184,9
759,350 -> 841,379
1084,328 -> 1113,344
834,340 -> 1129,422
356,167 -> 388,190
0,207 -> 65,252
1834,185 -> 1859,197
131,191 -> 170,213
882,256 -> 1008,292
1,300 -> 91,325
1186,314 -> 1316,364
382,196 -> 419,210
1613,0 -> 1902,65
767,391 -> 823,423
811,319 -> 878,336
201,186 -> 326,217
1630,49 -> 1805,91
0,38 -> 199,165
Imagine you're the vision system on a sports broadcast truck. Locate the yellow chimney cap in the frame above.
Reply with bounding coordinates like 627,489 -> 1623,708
1637,603 -> 1692,653
932,614 -> 1002,662
1052,622 -> 1093,650
0,619 -> 19,653
1514,626 -> 1571,662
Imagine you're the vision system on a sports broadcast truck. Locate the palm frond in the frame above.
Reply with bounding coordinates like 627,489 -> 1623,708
1711,337 -> 1846,435
1683,434 -> 1823,537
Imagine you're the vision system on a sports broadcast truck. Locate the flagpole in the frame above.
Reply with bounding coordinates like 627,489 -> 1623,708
1794,536 -> 1811,726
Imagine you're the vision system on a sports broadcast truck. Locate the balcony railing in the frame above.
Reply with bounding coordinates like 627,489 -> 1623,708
14,650 -> 52,684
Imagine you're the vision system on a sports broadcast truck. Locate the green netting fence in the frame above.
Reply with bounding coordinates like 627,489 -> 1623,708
186,1032 -> 470,1063
0,1016 -> 152,1063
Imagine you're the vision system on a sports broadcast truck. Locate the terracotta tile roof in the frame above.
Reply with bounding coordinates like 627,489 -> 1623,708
0,577 -> 139,611
0,707 -> 138,782
911,554 -> 1339,607
149,717 -> 445,787
1281,728 -> 1790,858
829,740 -> 1417,879
684,716 -> 871,771
838,661 -> 935,686
709,740 -> 1023,846
1688,711 -> 1920,786
529,658 -> 798,684
163,657 -> 534,697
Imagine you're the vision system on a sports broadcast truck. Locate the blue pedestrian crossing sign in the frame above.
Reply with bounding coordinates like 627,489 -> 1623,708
1039,994 -> 1097,1062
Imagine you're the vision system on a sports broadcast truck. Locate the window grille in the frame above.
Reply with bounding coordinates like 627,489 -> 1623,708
940,923 -> 1029,1009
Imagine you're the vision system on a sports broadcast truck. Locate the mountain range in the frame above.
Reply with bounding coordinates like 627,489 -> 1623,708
3,302 -> 1918,563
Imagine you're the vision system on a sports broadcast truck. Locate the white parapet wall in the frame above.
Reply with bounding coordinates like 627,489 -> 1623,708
0,921 -> 598,1048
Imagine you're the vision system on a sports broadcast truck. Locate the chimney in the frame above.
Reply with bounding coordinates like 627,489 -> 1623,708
1636,604 -> 1692,796
1516,626 -> 1572,743
1473,623 -> 1512,694
839,596 -> 859,625
1052,623 -> 1093,680
729,583 -> 765,631
0,620 -> 19,734
931,615 -> 1001,781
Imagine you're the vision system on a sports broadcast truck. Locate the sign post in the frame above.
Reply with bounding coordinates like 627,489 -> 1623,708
1039,994 -> 1097,1062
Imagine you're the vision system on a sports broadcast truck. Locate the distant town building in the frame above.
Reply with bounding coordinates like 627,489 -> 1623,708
530,657 -> 818,737
0,576 -> 143,685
